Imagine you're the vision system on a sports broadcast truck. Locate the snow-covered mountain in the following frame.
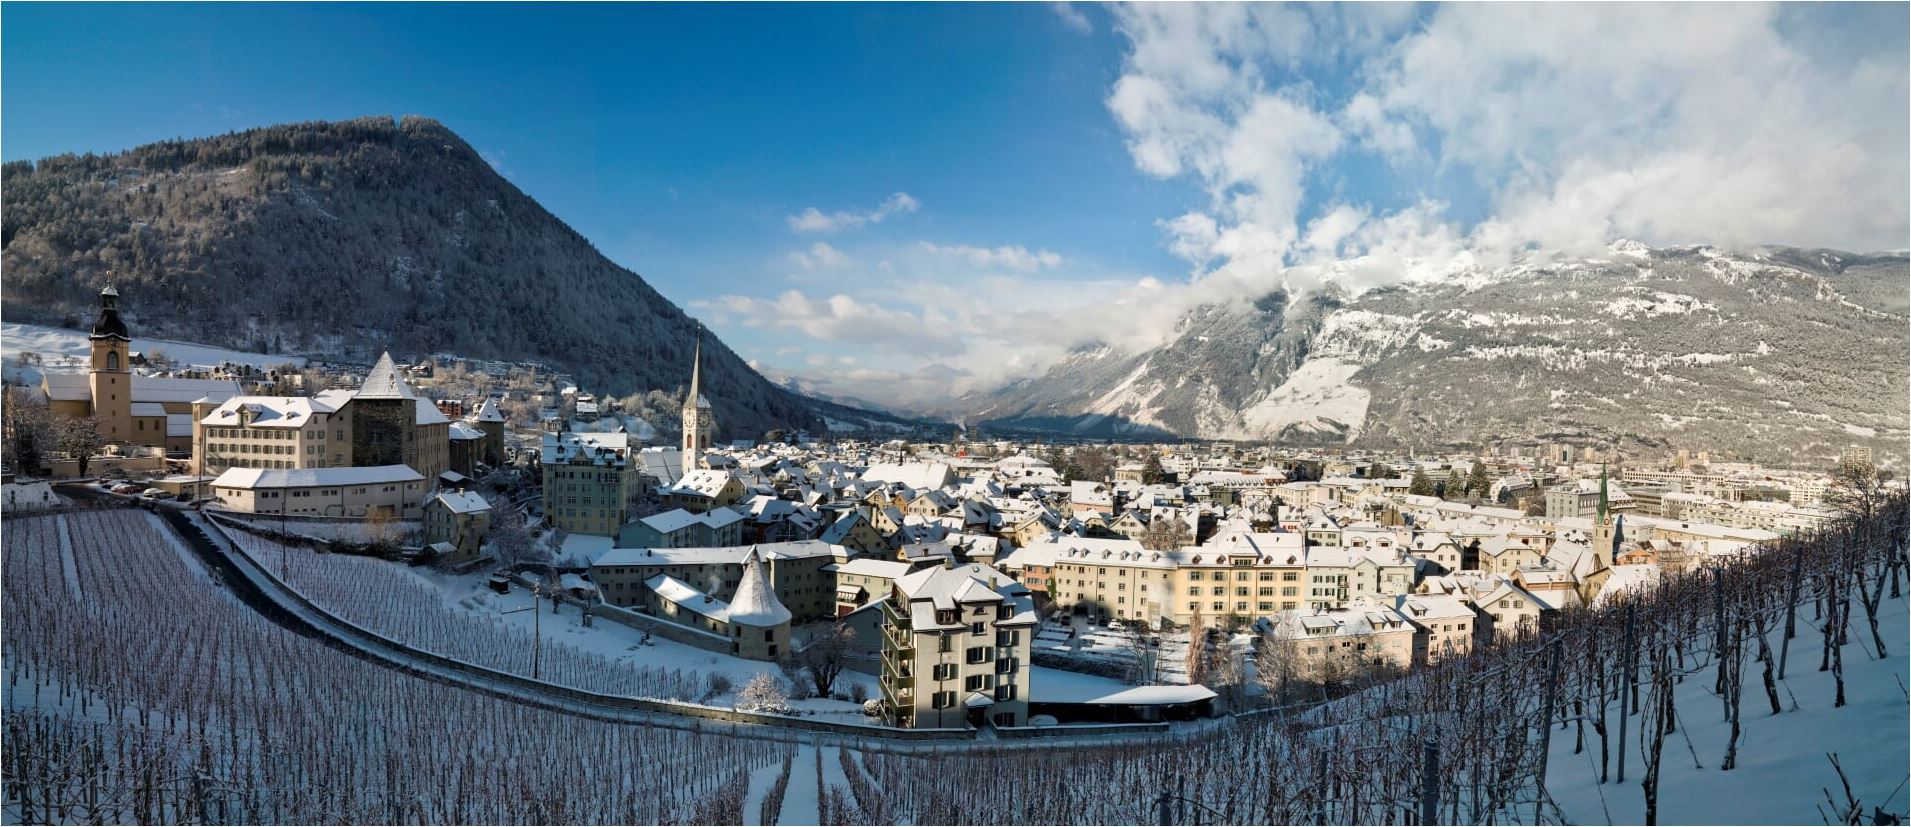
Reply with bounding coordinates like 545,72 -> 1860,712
968,244 -> 1908,465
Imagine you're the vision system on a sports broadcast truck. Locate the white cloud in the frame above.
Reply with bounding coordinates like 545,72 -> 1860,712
786,191 -> 921,233
1051,2 -> 1092,34
787,241 -> 853,271
751,5 -> 1907,410
1108,2 -> 1907,280
917,242 -> 1063,272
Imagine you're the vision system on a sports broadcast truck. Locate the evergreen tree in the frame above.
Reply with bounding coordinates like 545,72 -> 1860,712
1141,452 -> 1169,485
1408,469 -> 1435,496
1466,461 -> 1491,498
1367,462 -> 1394,480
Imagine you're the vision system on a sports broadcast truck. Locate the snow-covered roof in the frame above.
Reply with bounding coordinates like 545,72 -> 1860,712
200,396 -> 339,428
645,574 -> 725,615
431,490 -> 491,514
860,461 -> 955,492
542,431 -> 631,466
212,464 -> 424,490
726,548 -> 792,626
474,397 -> 506,423
824,558 -> 914,579
1027,666 -> 1219,706
357,352 -> 417,400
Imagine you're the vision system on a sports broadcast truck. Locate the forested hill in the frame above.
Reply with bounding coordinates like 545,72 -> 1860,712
0,115 -> 857,438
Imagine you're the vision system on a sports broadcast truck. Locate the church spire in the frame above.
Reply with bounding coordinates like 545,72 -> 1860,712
687,325 -> 703,411
1596,463 -> 1610,524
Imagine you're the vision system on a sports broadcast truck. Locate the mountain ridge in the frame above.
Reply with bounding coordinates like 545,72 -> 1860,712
0,115 -> 928,438
966,243 -> 1909,465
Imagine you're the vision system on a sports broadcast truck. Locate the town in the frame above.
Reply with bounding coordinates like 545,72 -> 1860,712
3,3 -> 1906,824
3,285 -> 1894,736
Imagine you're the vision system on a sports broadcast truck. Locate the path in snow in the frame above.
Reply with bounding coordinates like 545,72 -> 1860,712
776,743 -> 821,826
819,744 -> 853,817
54,515 -> 81,604
740,754 -> 788,826
147,511 -> 217,587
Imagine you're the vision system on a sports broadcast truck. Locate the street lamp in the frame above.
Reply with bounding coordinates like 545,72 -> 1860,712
500,580 -> 543,680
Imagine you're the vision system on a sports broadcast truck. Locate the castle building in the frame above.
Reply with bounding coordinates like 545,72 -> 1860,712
681,331 -> 715,469
39,285 -> 240,455
192,352 -> 450,480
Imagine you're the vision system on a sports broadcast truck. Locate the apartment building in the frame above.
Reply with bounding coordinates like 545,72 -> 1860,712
540,431 -> 642,537
880,562 -> 1038,729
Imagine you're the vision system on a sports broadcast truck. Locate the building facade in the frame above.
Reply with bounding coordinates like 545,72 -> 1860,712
880,562 -> 1038,729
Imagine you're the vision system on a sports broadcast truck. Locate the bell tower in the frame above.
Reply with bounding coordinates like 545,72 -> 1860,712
681,328 -> 715,468
87,282 -> 133,442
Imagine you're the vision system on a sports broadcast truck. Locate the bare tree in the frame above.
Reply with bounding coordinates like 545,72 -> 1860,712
1254,631 -> 1300,707
796,622 -> 855,698
54,416 -> 107,477
2,386 -> 55,474
1138,516 -> 1191,551
1826,461 -> 1889,522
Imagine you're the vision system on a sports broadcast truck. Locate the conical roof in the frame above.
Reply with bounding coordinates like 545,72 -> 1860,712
358,352 -> 417,400
475,397 -> 505,423
686,328 -> 712,409
726,547 -> 791,627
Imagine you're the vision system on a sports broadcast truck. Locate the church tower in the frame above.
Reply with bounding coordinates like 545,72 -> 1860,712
87,283 -> 133,442
1592,463 -> 1618,567
681,329 -> 715,467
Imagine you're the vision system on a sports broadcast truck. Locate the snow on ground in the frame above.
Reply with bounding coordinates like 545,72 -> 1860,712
1,321 -> 305,385
53,515 -> 81,604
741,755 -> 789,826
1545,590 -> 1910,825
1238,356 -> 1370,440
404,564 -> 876,714
777,744 -> 822,825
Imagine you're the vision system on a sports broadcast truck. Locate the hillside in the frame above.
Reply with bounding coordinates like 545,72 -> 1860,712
0,116 -> 926,439
968,243 -> 1909,466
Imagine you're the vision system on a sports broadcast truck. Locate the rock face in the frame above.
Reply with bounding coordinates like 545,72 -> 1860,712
970,244 -> 1908,466
1,115 -> 926,438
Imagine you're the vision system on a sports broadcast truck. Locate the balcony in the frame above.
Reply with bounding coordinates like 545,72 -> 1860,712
881,623 -> 916,653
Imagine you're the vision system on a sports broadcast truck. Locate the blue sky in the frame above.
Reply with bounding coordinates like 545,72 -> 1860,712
5,3 -> 1905,410
3,4 -> 1198,335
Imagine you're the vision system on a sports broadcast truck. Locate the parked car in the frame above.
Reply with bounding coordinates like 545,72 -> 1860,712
112,484 -> 143,495
140,488 -> 169,499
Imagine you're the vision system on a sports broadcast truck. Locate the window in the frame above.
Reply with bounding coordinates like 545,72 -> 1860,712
1283,572 -> 1298,581
939,635 -> 953,653
970,622 -> 986,636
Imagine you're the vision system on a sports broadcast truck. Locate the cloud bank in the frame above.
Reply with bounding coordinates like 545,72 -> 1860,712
724,4 -> 1907,412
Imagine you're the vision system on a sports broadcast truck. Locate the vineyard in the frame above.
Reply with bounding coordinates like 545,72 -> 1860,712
3,501 -> 1905,825
2,510 -> 791,824
839,500 -> 1909,826
220,525 -> 712,701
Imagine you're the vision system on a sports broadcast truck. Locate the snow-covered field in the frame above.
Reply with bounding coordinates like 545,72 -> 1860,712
1546,587 -> 1909,825
1,321 -> 304,385
222,525 -> 877,714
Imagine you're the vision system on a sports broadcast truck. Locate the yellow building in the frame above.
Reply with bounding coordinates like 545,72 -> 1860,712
41,285 -> 240,455
193,352 -> 449,481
